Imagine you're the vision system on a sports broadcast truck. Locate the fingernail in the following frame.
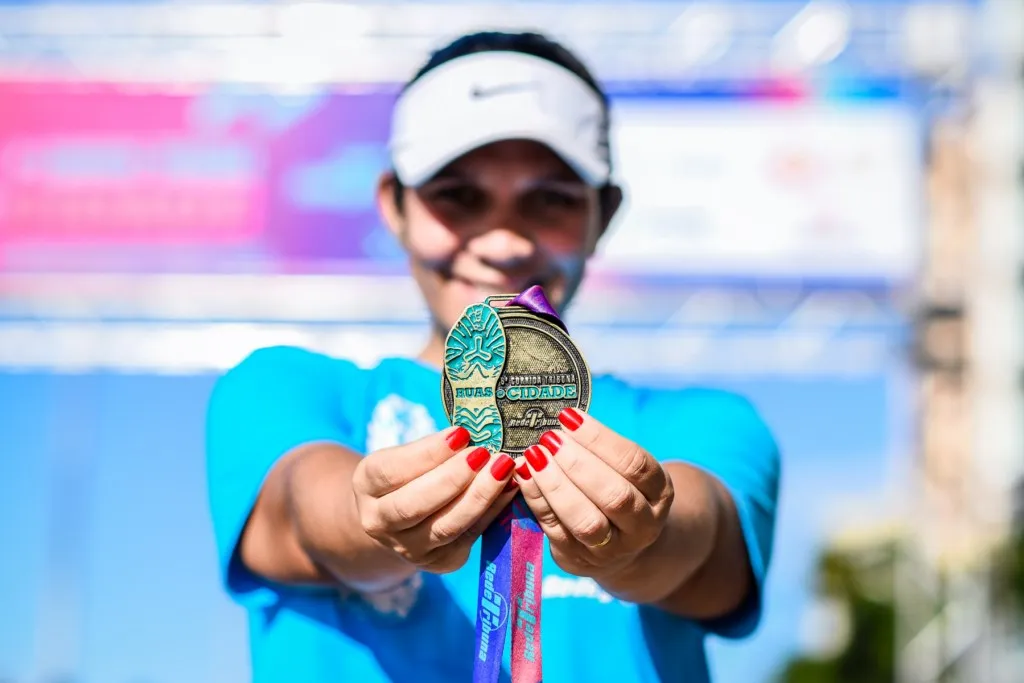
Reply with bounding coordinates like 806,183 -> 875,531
491,454 -> 515,480
466,447 -> 490,472
503,478 -> 519,493
524,445 -> 548,472
446,426 -> 470,451
515,462 -> 532,480
540,430 -> 562,455
558,407 -> 584,432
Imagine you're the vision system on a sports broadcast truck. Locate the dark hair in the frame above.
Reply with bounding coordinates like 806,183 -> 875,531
404,31 -> 608,107
391,31 -> 612,209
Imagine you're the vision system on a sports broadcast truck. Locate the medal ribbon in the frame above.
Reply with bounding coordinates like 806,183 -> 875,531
509,497 -> 544,683
472,286 -> 555,683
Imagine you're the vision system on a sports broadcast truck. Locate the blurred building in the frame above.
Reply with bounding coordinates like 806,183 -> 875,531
901,1 -> 1024,681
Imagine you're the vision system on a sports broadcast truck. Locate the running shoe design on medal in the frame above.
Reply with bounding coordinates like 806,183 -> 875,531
442,288 -> 591,456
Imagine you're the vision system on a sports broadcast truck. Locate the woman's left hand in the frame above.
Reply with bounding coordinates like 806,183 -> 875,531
512,407 -> 675,578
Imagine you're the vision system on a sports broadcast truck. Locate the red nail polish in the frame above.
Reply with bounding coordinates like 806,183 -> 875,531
466,447 -> 490,472
515,462 -> 532,480
503,478 -> 519,493
491,454 -> 515,480
525,445 -> 548,472
559,407 -> 584,431
446,426 -> 470,451
540,431 -> 562,455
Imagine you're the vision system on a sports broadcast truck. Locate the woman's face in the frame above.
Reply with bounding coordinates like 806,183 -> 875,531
379,140 -> 618,334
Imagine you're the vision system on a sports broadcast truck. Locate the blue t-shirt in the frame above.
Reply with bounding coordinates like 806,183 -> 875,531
206,346 -> 780,683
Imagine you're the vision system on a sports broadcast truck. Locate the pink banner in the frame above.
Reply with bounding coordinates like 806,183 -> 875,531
0,81 -> 398,271
0,83 -> 265,247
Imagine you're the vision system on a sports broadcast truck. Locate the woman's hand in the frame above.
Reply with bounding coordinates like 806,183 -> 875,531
513,408 -> 674,578
352,426 -> 517,574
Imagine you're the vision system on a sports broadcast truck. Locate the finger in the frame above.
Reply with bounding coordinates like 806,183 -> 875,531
513,456 -> 573,546
378,445 -> 492,530
418,453 -> 516,549
467,486 -> 519,539
557,408 -> 667,501
419,486 -> 518,573
523,444 -> 612,549
515,459 -> 600,572
419,532 -> 474,574
362,425 -> 471,496
538,430 -> 653,533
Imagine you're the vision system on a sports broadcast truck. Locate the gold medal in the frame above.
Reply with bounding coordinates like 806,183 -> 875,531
442,290 -> 591,455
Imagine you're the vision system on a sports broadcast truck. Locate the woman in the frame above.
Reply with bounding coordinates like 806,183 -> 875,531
207,31 -> 780,683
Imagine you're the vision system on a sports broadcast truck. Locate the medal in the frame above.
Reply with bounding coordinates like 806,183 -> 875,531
442,287 -> 591,456
443,285 -> 587,683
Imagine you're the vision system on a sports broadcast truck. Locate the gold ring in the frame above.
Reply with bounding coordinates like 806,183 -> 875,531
590,528 -> 613,549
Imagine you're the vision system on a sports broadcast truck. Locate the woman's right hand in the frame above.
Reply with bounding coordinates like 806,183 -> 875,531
352,426 -> 517,574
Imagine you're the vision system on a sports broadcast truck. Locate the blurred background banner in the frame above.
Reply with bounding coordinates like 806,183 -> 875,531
2,1 -> 1023,683
0,0 -> 939,279
0,84 -> 396,271
0,89 -> 920,278
603,100 -> 921,281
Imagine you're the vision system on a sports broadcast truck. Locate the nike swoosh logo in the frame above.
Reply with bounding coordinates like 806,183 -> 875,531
470,82 -> 538,99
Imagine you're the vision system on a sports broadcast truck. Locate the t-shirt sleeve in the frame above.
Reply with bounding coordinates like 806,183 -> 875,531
205,345 -> 366,609
639,388 -> 781,639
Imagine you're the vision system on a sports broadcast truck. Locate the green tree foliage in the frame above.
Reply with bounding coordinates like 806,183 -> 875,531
776,543 -> 896,683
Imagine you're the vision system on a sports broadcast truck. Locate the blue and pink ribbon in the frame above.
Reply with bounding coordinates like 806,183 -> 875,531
472,286 -> 555,683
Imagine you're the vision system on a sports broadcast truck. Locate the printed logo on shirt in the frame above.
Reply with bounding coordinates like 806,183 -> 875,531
366,394 -> 438,451
542,575 -> 616,604
360,394 -> 437,617
357,572 -> 424,619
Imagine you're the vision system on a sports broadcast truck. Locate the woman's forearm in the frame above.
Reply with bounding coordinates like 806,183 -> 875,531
240,443 -> 415,592
595,462 -> 751,619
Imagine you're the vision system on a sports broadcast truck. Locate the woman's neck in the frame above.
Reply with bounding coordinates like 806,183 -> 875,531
417,331 -> 445,369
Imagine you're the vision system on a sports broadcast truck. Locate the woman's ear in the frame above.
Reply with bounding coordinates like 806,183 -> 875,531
588,183 -> 624,254
376,172 -> 404,239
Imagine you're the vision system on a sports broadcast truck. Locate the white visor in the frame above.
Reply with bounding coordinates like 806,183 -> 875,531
389,51 -> 611,187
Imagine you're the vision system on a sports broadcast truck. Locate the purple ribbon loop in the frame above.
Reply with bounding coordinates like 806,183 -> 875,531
508,285 -> 566,332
